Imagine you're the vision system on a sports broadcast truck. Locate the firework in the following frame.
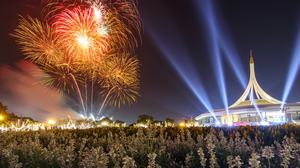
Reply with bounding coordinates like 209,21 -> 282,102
95,53 -> 140,117
11,16 -> 59,65
37,64 -> 76,94
44,0 -> 142,53
12,0 -> 142,119
100,81 -> 140,108
53,7 -> 110,62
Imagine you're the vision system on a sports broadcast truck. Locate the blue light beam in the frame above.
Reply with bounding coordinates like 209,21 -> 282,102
251,100 -> 264,121
281,26 -> 300,108
194,0 -> 248,89
146,28 -> 219,121
196,0 -> 230,122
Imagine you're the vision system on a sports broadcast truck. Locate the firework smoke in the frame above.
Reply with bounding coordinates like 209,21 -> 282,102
0,60 -> 80,122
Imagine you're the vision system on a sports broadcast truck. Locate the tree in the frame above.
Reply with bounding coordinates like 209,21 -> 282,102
92,117 -> 114,127
165,118 -> 175,127
136,115 -> 154,126
187,118 -> 199,127
56,118 -> 74,127
152,120 -> 163,127
0,102 -> 8,113
0,102 -> 17,122
76,118 -> 93,128
115,120 -> 126,127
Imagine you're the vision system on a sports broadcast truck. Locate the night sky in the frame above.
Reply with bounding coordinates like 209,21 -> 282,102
1,0 -> 300,125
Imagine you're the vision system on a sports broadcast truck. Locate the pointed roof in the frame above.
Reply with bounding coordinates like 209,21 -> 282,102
229,50 -> 282,108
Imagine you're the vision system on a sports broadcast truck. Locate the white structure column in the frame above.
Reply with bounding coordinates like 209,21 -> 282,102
247,113 -> 249,122
265,112 -> 267,121
230,51 -> 282,108
285,110 -> 287,123
256,113 -> 258,122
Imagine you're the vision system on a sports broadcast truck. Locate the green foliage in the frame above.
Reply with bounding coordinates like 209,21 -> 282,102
0,102 -> 8,113
187,118 -> 198,126
136,114 -> 154,125
0,102 -> 18,122
152,120 -> 163,127
165,118 -> 175,127
0,103 -> 40,129
92,117 -> 114,127
56,118 -> 73,126
115,120 -> 126,127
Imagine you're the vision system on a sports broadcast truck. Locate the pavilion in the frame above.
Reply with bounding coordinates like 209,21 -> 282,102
195,51 -> 300,125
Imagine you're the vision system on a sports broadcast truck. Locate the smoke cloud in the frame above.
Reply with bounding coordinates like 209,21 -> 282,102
0,60 -> 80,122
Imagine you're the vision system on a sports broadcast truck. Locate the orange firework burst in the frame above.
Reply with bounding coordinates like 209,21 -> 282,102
44,0 -> 142,53
38,64 -> 76,94
12,0 -> 142,118
100,81 -> 140,108
96,53 -> 140,110
96,53 -> 139,86
54,7 -> 110,62
35,53 -> 84,94
11,16 -> 59,65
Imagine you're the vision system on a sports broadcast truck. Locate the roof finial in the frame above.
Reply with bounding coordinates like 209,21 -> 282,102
250,50 -> 254,64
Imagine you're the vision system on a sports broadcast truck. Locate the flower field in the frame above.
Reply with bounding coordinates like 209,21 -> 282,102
1,124 -> 300,168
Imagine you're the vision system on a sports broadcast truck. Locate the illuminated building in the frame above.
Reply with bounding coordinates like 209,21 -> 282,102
196,51 -> 300,125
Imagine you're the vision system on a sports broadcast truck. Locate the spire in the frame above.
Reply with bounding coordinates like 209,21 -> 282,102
229,51 -> 282,107
249,50 -> 254,64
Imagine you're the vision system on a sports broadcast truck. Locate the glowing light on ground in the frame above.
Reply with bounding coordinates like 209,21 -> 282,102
260,121 -> 269,126
0,117 -> 122,132
48,119 -> 55,124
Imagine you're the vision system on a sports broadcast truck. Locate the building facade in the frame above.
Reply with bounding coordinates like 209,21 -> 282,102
195,51 -> 300,125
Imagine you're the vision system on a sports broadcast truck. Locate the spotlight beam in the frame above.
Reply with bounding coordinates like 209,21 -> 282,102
194,0 -> 247,89
281,26 -> 300,108
196,0 -> 230,122
147,29 -> 219,121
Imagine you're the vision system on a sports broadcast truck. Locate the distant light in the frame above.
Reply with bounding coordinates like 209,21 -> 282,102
102,122 -> 108,126
90,114 -> 95,121
48,120 -> 55,124
180,123 -> 185,126
79,114 -> 84,118
227,122 -> 233,126
216,121 -> 220,125
0,116 -> 3,120
260,121 -> 269,126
